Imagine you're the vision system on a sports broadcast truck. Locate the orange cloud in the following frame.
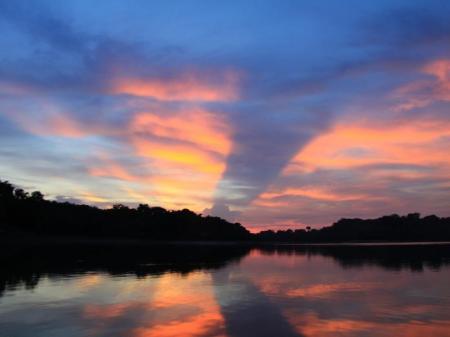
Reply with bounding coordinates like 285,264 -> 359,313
85,108 -> 232,211
251,121 -> 446,207
133,140 -> 225,175
4,82 -> 234,212
89,164 -> 137,182
126,109 -> 231,210
258,187 -> 369,202
130,110 -> 230,155
111,71 -> 239,102
245,110 -> 450,227
284,120 -> 450,174
6,109 -> 85,138
423,59 -> 450,88
79,192 -> 110,204
393,59 -> 450,112
8,106 -> 114,139
45,114 -> 91,138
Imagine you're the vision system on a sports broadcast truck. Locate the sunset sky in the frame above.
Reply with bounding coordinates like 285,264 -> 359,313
0,0 -> 449,231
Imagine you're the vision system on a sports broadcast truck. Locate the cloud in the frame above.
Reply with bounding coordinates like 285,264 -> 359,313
392,59 -> 450,112
212,104 -> 333,208
111,70 -> 240,102
258,187 -> 369,203
128,109 -> 231,156
75,107 -> 233,211
203,202 -> 241,222
54,195 -> 84,204
243,114 -> 450,228
285,119 -> 450,173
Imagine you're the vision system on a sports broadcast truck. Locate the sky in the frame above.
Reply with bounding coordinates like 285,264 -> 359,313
0,0 -> 449,231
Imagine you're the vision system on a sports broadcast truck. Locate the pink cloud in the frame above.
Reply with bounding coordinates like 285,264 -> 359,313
393,59 -> 450,112
110,70 -> 240,102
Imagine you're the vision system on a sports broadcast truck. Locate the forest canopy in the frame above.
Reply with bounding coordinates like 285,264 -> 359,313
1,179 -> 450,242
0,180 -> 250,241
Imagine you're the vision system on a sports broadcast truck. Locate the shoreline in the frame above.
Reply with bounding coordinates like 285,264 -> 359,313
1,235 -> 450,247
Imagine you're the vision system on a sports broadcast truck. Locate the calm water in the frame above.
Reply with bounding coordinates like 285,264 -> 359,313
1,243 -> 450,337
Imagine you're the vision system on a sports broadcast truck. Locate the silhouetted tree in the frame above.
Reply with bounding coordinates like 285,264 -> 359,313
0,179 -> 251,241
14,188 -> 28,200
255,213 -> 450,243
30,191 -> 44,201
2,178 -> 450,243
137,204 -> 150,212
0,181 -> 14,199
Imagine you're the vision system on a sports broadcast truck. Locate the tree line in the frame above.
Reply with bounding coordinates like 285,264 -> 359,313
2,179 -> 450,242
0,180 -> 250,240
256,213 -> 450,242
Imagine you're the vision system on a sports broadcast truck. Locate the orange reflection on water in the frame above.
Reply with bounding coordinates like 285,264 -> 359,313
133,312 -> 225,337
132,272 -> 227,337
287,312 -> 450,337
80,272 -> 227,337
74,274 -> 105,290
285,282 -> 378,299
291,312 -> 376,337
84,302 -> 134,319
3,246 -> 450,337
240,249 -> 450,337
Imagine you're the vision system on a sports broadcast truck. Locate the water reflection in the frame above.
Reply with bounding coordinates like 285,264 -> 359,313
1,243 -> 450,337
0,242 -> 251,298
256,243 -> 450,271
241,247 -> 450,337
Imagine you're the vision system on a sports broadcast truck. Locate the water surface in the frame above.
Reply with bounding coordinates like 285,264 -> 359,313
1,243 -> 450,337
